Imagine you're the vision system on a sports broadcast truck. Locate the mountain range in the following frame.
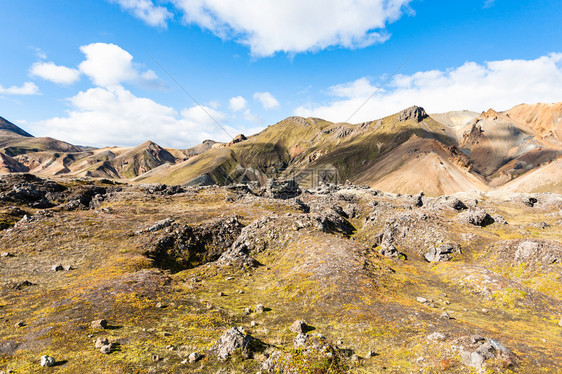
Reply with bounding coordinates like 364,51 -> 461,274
1,101 -> 561,195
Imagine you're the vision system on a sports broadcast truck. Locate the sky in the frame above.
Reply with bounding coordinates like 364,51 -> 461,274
0,0 -> 561,148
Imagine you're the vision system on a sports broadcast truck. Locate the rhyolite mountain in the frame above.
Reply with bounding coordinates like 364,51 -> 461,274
1,102 -> 561,195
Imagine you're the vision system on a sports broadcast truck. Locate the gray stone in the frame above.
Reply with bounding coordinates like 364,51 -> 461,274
416,297 -> 427,303
458,208 -> 495,227
91,319 -> 108,329
95,337 -> 110,349
255,304 -> 265,313
40,355 -> 56,367
51,264 -> 64,271
461,350 -> 485,369
100,344 -> 112,354
425,243 -> 457,262
208,327 -> 251,360
294,333 -> 310,348
188,352 -> 202,363
289,320 -> 308,334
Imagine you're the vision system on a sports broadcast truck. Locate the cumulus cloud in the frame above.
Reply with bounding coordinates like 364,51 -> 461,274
169,0 -> 412,56
229,96 -> 247,111
30,85 -> 237,148
30,62 -> 81,85
295,53 -> 562,122
110,0 -> 172,27
78,43 -> 161,88
0,82 -> 40,95
253,92 -> 280,110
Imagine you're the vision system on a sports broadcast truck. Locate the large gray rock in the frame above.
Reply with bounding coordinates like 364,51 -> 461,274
289,320 -> 308,334
425,243 -> 459,262
94,337 -> 110,349
460,337 -> 515,370
263,179 -> 301,199
40,355 -> 56,367
208,327 -> 252,360
457,208 -> 494,227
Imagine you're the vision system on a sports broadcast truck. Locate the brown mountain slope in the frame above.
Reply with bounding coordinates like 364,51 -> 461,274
0,116 -> 33,137
83,141 -> 180,179
499,158 -> 562,193
506,102 -> 562,146
2,102 -> 562,194
0,152 -> 29,173
355,135 -> 488,195
142,106 -> 463,193
458,108 -> 561,183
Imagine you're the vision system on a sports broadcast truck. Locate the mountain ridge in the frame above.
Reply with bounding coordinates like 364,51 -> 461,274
1,101 -> 561,195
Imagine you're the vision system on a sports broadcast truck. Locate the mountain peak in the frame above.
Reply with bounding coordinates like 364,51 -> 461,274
397,106 -> 428,122
481,108 -> 501,119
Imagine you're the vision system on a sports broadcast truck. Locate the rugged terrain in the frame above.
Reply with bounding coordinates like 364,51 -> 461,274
0,175 -> 560,373
0,101 -> 561,195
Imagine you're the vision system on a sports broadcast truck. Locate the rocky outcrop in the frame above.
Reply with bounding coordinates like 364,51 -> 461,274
458,208 -> 495,227
425,243 -> 460,262
207,327 -> 261,360
398,106 -> 428,122
146,215 -> 244,272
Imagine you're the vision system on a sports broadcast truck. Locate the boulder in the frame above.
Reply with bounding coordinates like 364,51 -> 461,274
91,319 -> 108,329
458,208 -> 494,227
95,337 -> 110,349
289,320 -> 308,334
100,344 -> 112,354
263,179 -> 300,199
40,355 -> 56,367
207,327 -> 252,360
460,337 -> 515,370
51,264 -> 64,272
188,352 -> 202,363
425,243 -> 459,262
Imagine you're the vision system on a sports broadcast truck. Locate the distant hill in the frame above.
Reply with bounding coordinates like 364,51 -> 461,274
0,116 -> 33,137
1,101 -> 561,195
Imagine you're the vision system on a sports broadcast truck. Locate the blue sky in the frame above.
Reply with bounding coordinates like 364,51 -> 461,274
0,0 -> 561,148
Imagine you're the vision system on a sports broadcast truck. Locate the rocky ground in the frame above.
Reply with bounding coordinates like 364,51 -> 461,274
0,174 -> 560,373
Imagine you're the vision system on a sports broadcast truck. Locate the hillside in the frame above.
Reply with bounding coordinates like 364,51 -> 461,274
0,175 -> 560,373
1,102 -> 562,195
506,102 -> 562,146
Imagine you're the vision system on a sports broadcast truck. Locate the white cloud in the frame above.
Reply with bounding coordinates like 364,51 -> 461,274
31,85 -> 236,148
253,92 -> 280,110
30,62 -> 81,85
32,47 -> 47,60
78,43 -> 159,87
0,82 -> 40,95
170,0 -> 412,56
111,0 -> 172,27
229,96 -> 247,111
295,53 -> 562,122
242,109 -> 262,124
